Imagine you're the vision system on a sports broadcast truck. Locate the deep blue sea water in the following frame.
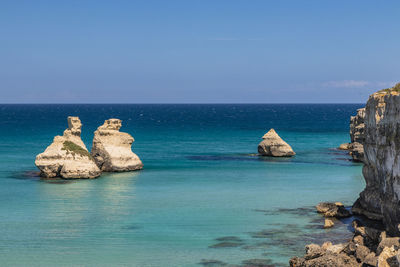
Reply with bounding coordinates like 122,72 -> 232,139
0,104 -> 365,266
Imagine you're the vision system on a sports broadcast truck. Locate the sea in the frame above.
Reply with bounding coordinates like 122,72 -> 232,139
0,104 -> 365,266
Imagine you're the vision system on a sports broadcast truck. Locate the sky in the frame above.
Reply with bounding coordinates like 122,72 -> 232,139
0,0 -> 399,103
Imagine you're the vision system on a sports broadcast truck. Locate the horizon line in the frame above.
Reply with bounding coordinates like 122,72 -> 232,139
0,102 -> 365,105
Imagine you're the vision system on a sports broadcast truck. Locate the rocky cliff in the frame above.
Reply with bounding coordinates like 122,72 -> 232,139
35,117 -> 101,179
91,119 -> 143,172
353,84 -> 400,235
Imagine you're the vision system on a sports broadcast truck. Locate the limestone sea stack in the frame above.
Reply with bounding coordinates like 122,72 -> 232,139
35,117 -> 101,179
91,119 -> 143,172
258,129 -> 295,157
352,83 -> 400,234
339,107 -> 365,162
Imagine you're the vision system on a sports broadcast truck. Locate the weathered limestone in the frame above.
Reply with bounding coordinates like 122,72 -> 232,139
352,84 -> 400,235
339,107 -> 365,162
290,219 -> 400,267
258,129 -> 295,157
291,84 -> 400,266
91,119 -> 143,172
35,117 -> 101,179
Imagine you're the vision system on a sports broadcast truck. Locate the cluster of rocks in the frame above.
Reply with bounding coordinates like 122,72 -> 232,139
258,128 -> 295,157
315,202 -> 351,228
290,220 -> 400,267
339,107 -> 365,162
35,116 -> 142,179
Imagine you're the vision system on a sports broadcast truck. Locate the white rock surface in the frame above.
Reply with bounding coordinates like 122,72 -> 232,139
257,129 -> 295,157
91,119 -> 143,172
35,117 -> 101,179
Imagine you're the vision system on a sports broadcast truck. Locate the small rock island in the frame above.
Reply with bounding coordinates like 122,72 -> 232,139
35,117 -> 101,179
35,117 -> 143,179
258,129 -> 295,157
91,119 -> 143,172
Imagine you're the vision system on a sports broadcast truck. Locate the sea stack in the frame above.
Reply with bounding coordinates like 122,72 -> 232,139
91,119 -> 143,172
339,107 -> 365,162
35,116 -> 101,179
258,129 -> 295,157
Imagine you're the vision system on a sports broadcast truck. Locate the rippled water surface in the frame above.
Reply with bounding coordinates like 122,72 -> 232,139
0,104 -> 365,266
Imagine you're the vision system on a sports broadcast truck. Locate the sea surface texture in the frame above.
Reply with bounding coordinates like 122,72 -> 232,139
0,104 -> 365,266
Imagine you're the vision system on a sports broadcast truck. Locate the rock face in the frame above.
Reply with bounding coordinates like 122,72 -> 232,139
35,117 -> 101,179
352,84 -> 400,235
91,119 -> 143,172
258,129 -> 295,157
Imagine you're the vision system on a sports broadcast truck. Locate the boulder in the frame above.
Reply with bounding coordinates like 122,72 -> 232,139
91,119 -> 143,172
257,129 -> 295,157
316,202 -> 351,218
35,116 -> 101,179
338,143 -> 350,150
324,218 -> 335,228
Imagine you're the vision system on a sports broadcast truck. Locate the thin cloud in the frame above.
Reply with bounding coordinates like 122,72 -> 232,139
207,38 -> 265,41
322,80 -> 396,89
208,38 -> 240,41
323,80 -> 369,88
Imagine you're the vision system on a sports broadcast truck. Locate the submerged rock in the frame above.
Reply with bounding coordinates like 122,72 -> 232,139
257,129 -> 295,157
35,117 -> 101,179
91,119 -> 143,172
324,218 -> 334,229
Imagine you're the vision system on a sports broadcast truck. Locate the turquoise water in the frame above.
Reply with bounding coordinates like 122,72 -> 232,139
0,104 -> 365,266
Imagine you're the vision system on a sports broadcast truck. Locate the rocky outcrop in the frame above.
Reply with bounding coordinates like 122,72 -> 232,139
258,129 -> 295,157
91,119 -> 143,172
316,202 -> 351,218
35,117 -> 101,179
352,84 -> 400,235
290,220 -> 400,267
350,108 -> 366,144
339,107 -> 365,162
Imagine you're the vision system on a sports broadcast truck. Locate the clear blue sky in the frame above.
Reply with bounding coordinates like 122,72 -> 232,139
1,0 -> 399,103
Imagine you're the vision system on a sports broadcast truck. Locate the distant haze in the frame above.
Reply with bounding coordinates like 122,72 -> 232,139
0,0 -> 399,103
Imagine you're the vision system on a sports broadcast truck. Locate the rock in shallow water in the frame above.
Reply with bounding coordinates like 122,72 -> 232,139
91,118 -> 143,172
316,202 -> 351,218
35,116 -> 101,179
257,129 -> 295,157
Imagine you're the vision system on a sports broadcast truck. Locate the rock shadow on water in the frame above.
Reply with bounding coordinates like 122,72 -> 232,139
187,153 -> 353,167
9,170 -> 76,184
209,241 -> 244,248
253,206 -> 315,217
199,258 -> 285,267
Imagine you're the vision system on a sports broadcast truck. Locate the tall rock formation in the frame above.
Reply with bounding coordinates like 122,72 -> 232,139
91,119 -> 143,172
35,117 -> 101,179
258,129 -> 295,157
348,108 -> 365,162
340,108 -> 365,162
353,83 -> 400,234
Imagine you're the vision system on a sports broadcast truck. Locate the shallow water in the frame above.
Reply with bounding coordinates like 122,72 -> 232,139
0,104 -> 364,266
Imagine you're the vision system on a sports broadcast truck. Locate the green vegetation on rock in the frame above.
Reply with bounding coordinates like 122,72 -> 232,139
378,82 -> 400,94
62,141 -> 92,158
